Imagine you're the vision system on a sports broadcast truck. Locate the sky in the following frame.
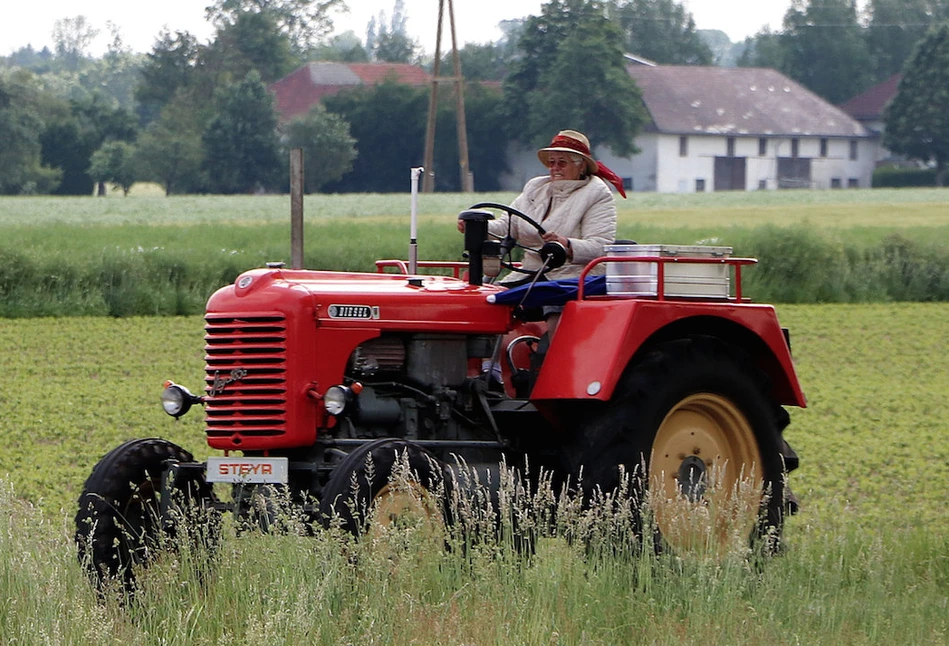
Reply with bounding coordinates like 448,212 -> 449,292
0,0 -> 794,57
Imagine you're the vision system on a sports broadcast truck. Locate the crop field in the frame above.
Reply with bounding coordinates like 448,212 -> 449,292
1,189 -> 948,644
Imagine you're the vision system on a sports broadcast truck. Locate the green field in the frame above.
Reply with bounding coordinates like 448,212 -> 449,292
1,190 -> 948,644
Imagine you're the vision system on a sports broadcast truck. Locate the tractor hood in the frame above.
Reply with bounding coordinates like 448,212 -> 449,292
207,267 -> 514,335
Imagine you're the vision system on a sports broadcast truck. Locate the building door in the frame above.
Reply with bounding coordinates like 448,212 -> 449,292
714,157 -> 747,191
777,157 -> 812,188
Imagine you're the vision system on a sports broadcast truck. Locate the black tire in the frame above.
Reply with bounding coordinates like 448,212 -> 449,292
564,336 -> 789,554
319,438 -> 452,538
74,438 -> 219,593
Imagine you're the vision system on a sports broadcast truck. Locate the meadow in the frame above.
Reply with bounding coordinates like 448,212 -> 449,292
1,187 -> 949,315
0,188 -> 948,644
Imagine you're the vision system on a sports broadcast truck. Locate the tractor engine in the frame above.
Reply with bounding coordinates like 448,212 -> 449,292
334,332 -> 498,443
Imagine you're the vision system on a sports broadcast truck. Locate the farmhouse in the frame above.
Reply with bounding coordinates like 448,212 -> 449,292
270,61 -> 431,121
839,73 -> 901,165
501,64 -> 878,193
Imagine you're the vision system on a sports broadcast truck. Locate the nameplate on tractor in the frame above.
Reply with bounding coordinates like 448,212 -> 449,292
206,457 -> 289,484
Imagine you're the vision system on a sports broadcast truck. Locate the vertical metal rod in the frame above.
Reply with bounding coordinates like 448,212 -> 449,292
290,148 -> 304,269
447,0 -> 472,192
410,167 -> 424,275
422,0 -> 445,193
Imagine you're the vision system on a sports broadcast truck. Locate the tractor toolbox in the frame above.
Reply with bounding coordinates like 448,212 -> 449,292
604,243 -> 733,298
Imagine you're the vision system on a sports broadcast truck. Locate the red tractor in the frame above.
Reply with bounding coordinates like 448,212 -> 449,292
75,203 -> 804,590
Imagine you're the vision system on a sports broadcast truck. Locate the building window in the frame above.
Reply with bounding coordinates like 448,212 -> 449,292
820,138 -> 828,157
758,138 -> 767,156
849,140 -> 858,161
695,178 -> 706,192
848,178 -> 859,188
726,137 -> 736,157
791,138 -> 799,158
758,179 -> 767,190
679,136 -> 688,157
831,178 -> 841,189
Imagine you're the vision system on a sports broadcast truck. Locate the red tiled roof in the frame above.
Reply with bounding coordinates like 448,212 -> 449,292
346,62 -> 431,85
627,65 -> 870,138
270,62 -> 431,120
839,74 -> 901,121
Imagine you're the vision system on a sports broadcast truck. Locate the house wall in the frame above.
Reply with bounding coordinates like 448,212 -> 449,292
633,134 -> 877,192
498,134 -> 878,194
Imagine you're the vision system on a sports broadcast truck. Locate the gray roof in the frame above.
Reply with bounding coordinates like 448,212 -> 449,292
627,65 -> 870,138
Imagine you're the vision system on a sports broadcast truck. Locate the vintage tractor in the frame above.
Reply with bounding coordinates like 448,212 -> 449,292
75,202 -> 804,590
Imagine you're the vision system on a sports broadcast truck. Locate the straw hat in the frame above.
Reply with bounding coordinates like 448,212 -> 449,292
537,130 -> 598,176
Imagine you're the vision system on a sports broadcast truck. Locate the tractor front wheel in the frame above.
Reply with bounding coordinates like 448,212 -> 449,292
319,438 -> 452,541
74,438 -> 219,593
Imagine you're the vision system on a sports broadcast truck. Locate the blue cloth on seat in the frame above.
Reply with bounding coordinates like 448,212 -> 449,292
486,275 -> 607,308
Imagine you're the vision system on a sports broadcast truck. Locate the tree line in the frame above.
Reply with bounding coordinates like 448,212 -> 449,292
1,0 -> 948,196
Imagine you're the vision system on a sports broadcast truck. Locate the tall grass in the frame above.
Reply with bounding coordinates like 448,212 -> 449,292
3,472 -> 947,645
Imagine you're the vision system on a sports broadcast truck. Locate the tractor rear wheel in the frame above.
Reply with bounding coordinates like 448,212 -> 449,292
74,438 -> 219,593
319,438 -> 452,541
567,337 -> 788,555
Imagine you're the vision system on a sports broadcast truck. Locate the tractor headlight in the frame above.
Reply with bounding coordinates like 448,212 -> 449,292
161,381 -> 201,419
324,385 -> 354,416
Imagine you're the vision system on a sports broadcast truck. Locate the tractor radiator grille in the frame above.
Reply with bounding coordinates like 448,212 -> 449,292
203,313 -> 287,441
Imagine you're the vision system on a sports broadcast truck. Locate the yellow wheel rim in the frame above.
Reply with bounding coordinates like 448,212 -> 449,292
649,393 -> 763,554
368,481 -> 445,541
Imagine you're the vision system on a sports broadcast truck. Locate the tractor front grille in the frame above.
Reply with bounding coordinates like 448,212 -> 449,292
203,313 -> 288,442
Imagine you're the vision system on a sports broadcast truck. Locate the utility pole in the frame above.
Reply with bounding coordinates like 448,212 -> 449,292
422,0 -> 472,193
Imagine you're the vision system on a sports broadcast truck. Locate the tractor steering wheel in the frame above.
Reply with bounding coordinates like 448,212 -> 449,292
469,202 -> 567,278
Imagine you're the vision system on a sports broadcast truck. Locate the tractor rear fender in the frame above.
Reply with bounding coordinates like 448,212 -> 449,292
530,298 -> 806,409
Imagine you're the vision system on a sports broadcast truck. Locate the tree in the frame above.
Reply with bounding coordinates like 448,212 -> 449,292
202,71 -> 282,193
432,83 -> 510,191
322,80 -> 429,192
281,104 -> 357,192
89,140 -> 136,195
52,15 -> 99,71
204,10 -> 297,84
135,93 -> 206,195
135,30 -> 202,125
610,0 -> 713,65
369,0 -> 419,63
883,24 -> 949,186
0,69 -> 63,194
778,0 -> 873,104
205,0 -> 346,54
503,0 -> 646,156
865,0 -> 948,81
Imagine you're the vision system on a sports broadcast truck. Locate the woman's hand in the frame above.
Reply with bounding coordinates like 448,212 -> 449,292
457,219 -> 465,233
541,232 -> 572,260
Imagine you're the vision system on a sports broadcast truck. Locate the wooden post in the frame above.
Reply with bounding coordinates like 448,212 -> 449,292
290,148 -> 304,269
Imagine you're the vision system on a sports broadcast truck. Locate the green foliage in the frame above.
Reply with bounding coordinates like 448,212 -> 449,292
0,69 -> 63,195
202,71 -> 282,194
611,0 -> 714,65
134,93 -> 207,195
134,30 -> 201,125
89,141 -> 137,195
323,80 -> 429,192
281,103 -> 357,192
865,0 -> 946,80
504,0 -> 646,155
779,0 -> 873,104
205,10 -> 297,84
205,0 -> 345,54
872,166 -> 939,188
883,24 -> 949,185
